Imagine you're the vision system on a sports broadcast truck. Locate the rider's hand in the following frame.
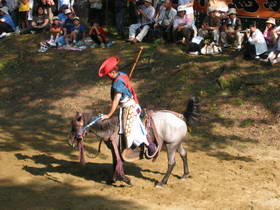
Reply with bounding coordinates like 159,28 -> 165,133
101,114 -> 110,120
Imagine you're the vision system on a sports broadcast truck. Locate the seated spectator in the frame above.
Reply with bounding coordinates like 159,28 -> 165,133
172,5 -> 193,44
63,8 -> 74,46
198,8 -> 221,45
47,16 -> 63,46
220,8 -> 243,49
154,0 -> 177,42
263,18 -> 278,49
0,6 -> 16,38
18,0 -> 30,29
128,0 -> 155,43
70,16 -> 86,45
178,0 -> 194,24
58,5 -> 69,24
21,6 -> 49,34
244,22 -> 268,60
89,21 -> 111,48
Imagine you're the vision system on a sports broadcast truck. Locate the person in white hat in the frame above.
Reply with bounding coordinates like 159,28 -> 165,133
128,0 -> 155,43
172,5 -> 193,44
220,8 -> 244,49
0,6 -> 16,37
198,7 -> 221,44
263,17 -> 278,48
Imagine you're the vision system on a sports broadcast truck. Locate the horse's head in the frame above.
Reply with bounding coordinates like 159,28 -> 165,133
69,112 -> 85,149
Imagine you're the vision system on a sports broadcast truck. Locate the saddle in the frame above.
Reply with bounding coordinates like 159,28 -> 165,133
121,109 -> 163,163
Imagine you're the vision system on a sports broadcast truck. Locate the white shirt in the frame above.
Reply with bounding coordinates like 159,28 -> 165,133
6,0 -> 19,12
58,0 -> 75,9
248,29 -> 268,55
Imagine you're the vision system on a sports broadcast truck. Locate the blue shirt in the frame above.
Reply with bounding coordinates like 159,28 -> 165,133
0,14 -> 16,31
71,24 -> 86,34
58,13 -> 67,24
111,72 -> 132,101
63,18 -> 74,34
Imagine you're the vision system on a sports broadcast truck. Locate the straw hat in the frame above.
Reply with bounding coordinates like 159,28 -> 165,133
266,18 -> 276,25
228,8 -> 237,15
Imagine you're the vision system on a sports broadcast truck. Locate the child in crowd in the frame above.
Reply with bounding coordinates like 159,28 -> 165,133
70,16 -> 86,45
63,9 -> 74,46
18,0 -> 30,29
89,21 -> 111,48
48,16 -> 63,46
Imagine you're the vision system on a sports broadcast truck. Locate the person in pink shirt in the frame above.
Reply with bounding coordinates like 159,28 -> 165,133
172,5 -> 193,44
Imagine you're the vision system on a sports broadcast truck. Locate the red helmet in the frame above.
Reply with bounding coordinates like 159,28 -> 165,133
98,56 -> 120,77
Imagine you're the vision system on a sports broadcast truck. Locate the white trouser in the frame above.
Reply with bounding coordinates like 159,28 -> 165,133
129,23 -> 150,42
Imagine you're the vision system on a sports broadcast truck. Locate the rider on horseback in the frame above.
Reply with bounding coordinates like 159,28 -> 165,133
98,56 -> 158,159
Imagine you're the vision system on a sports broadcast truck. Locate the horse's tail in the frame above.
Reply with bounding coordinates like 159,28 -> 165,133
183,96 -> 200,127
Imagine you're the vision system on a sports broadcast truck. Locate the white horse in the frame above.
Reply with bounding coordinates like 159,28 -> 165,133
69,96 -> 199,187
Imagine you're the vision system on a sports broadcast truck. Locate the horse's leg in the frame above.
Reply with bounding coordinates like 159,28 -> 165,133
156,143 -> 178,187
177,143 -> 190,179
110,134 -> 132,185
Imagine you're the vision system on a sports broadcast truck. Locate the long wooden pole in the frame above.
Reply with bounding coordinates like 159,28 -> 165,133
128,47 -> 144,79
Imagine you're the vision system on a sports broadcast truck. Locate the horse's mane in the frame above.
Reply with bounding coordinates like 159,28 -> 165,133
81,113 -> 119,140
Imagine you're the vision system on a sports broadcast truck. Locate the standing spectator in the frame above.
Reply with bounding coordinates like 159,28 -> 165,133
58,0 -> 74,13
18,0 -> 30,29
0,6 -> 16,38
128,0 -> 155,43
88,0 -> 102,25
220,8 -> 243,49
172,5 -> 193,44
128,0 -> 142,25
115,0 -> 126,38
244,22 -> 268,60
63,8 -> 74,46
154,0 -> 177,42
198,8 -> 221,44
263,18 -> 278,49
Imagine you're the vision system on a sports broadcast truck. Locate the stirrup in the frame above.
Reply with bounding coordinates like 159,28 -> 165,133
145,145 -> 159,159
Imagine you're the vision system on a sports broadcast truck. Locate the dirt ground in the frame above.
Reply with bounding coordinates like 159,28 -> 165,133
0,35 -> 280,210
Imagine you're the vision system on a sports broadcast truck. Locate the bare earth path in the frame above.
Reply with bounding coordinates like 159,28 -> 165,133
0,35 -> 279,210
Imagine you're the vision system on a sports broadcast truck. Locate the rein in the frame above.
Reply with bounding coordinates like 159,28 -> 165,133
79,114 -> 103,137
77,114 -> 103,165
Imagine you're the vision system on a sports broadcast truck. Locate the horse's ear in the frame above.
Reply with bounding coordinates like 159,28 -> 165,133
76,112 -> 81,117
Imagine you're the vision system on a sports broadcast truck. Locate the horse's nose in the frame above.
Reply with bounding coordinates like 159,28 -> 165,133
76,135 -> 83,141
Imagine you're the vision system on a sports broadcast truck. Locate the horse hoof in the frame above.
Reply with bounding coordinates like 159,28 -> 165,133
155,182 -> 164,188
181,174 -> 190,180
120,176 -> 132,185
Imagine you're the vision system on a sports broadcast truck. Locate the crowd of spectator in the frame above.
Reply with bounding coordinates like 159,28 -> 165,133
0,0 -> 280,64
